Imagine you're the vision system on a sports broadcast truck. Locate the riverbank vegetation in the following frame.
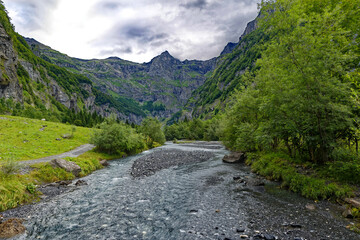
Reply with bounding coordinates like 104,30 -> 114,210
164,117 -> 223,141
220,0 -> 360,197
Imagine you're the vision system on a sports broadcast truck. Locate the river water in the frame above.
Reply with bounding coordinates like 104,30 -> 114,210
14,142 -> 360,240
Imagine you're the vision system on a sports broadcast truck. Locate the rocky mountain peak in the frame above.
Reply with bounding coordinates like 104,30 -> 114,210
220,16 -> 259,56
151,50 -> 178,63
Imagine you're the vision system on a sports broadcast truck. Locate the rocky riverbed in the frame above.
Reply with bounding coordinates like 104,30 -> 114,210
131,149 -> 215,177
2,142 -> 359,240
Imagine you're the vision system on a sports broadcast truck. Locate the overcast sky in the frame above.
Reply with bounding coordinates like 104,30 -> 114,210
3,0 -> 260,63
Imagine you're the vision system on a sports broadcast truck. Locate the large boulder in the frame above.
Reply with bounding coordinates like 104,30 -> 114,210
50,158 -> 81,177
222,152 -> 246,163
0,218 -> 26,238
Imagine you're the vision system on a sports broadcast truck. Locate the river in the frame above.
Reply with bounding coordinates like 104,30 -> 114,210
13,142 -> 360,239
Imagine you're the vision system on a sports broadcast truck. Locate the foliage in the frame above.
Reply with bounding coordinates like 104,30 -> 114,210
142,101 -> 166,112
139,117 -> 166,147
26,183 -> 36,194
164,116 -> 223,141
248,152 -> 353,200
223,0 -> 360,164
91,120 -> 146,155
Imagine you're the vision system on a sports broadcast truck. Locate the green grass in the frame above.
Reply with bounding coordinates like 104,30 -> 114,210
246,152 -> 354,200
0,115 -> 91,161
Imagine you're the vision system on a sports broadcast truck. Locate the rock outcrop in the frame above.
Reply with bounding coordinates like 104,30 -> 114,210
0,23 -> 22,102
50,158 -> 81,177
0,218 -> 26,238
222,152 -> 246,163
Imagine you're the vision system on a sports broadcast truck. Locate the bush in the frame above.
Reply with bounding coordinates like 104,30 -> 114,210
140,118 -> 165,146
91,122 -> 146,155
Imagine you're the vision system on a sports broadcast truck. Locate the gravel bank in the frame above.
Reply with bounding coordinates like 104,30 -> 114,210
131,149 -> 215,177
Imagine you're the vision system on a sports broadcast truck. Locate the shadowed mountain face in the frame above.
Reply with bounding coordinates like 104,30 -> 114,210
25,38 -> 216,120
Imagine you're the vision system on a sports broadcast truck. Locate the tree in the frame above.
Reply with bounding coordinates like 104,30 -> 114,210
139,117 -> 166,146
224,0 -> 359,163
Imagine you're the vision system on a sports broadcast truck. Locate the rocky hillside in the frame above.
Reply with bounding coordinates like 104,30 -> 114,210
25,38 -> 216,120
0,3 -> 146,124
187,17 -> 263,119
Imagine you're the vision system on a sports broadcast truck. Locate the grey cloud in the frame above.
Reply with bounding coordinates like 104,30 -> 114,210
114,25 -> 169,44
100,46 -> 133,56
94,1 -> 123,12
181,0 -> 207,9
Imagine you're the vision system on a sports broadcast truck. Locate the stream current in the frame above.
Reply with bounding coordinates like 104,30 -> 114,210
14,142 -> 360,240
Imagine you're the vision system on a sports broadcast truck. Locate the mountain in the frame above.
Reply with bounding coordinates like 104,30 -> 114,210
25,38 -> 216,120
187,16 -> 263,119
0,3 -> 141,124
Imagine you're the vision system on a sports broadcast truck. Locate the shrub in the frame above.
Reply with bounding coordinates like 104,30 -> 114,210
140,118 -> 165,146
91,122 -> 146,154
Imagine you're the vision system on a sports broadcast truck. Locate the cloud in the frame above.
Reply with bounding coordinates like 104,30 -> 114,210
3,0 -> 261,63
181,0 -> 208,9
100,46 -> 133,56
3,0 -> 59,32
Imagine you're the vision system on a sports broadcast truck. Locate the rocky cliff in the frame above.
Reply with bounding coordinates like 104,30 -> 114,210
0,22 -> 22,102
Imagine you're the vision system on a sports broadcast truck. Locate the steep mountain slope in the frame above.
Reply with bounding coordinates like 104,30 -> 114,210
25,38 -> 216,119
0,3 -> 142,124
187,17 -> 266,119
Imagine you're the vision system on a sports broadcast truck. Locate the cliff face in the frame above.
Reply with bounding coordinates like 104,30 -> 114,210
25,38 -> 216,119
0,23 -> 22,102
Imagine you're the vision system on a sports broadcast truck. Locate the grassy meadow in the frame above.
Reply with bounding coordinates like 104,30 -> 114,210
0,115 -> 91,161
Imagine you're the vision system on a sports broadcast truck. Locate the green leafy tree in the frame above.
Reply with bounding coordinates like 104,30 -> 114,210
139,117 -> 166,146
223,0 -> 360,163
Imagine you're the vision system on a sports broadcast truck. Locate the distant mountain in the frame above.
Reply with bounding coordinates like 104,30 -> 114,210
25,38 -> 216,121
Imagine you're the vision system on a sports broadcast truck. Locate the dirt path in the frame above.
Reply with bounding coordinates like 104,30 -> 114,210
20,144 -> 96,165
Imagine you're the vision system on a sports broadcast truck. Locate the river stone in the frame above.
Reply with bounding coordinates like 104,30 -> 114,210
50,158 -> 81,177
75,180 -> 88,186
305,204 -> 316,211
222,152 -> 246,163
61,134 -> 72,139
342,209 -> 354,218
0,218 -> 26,238
344,198 -> 360,208
100,160 -> 109,167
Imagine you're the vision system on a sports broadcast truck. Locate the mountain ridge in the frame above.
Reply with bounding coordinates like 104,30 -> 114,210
25,37 -> 217,121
